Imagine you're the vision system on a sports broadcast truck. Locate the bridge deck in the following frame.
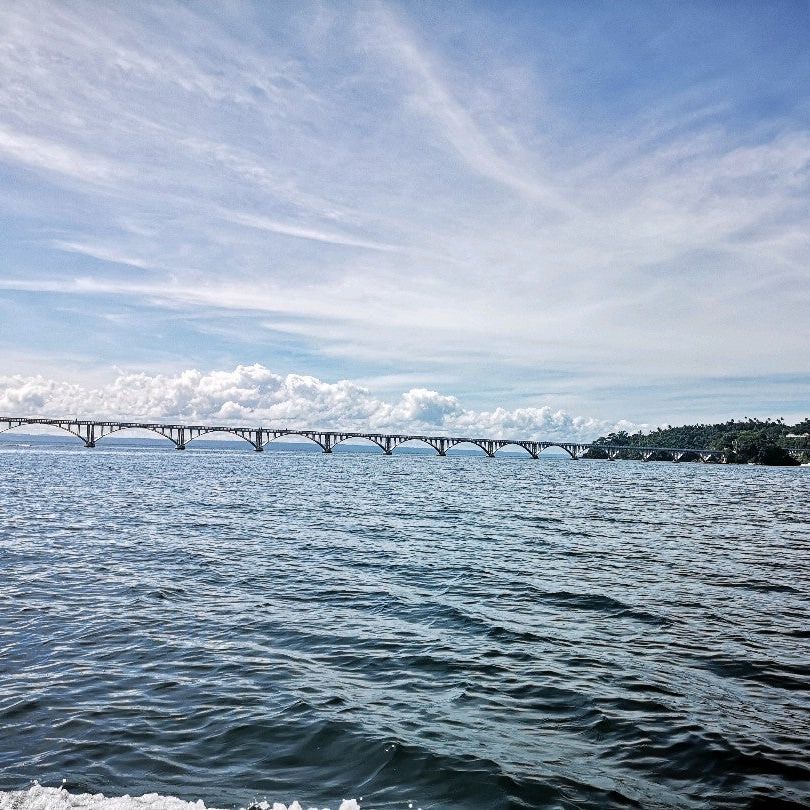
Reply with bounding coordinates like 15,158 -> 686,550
0,416 -> 745,461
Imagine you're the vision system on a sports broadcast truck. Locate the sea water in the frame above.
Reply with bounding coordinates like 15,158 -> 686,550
1,443 -> 808,809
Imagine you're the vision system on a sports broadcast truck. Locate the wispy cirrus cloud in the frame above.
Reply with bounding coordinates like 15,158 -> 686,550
0,127 -> 127,183
222,210 -> 405,253
51,241 -> 155,271
357,3 -> 568,210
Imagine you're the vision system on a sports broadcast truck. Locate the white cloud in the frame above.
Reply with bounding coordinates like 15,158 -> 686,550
0,364 -> 637,440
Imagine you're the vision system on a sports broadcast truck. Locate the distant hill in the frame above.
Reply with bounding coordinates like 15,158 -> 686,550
591,418 -> 810,465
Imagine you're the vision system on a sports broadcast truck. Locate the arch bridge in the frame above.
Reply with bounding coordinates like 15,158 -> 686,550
0,416 -> 742,463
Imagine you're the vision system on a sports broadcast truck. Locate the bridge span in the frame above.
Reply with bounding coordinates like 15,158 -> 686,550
0,416 -> 746,462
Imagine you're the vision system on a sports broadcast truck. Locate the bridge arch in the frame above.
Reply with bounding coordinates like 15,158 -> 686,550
494,441 -> 536,458
331,435 -> 387,453
0,421 -> 85,443
262,432 -> 328,452
389,437 -> 444,455
184,428 -> 259,450
538,443 -> 577,459
94,426 -> 181,447
446,440 -> 491,455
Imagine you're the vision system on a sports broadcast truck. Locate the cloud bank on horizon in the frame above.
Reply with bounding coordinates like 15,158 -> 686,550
0,365 -> 637,441
0,1 -> 808,424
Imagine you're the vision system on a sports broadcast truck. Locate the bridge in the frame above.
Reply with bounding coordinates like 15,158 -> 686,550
0,416 -> 759,462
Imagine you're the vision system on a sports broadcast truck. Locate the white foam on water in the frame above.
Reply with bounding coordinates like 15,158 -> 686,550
0,786 -> 361,810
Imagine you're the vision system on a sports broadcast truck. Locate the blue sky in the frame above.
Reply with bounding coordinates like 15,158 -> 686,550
0,1 -> 808,434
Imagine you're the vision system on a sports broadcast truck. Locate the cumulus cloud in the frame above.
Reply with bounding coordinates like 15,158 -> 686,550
0,364 -> 637,441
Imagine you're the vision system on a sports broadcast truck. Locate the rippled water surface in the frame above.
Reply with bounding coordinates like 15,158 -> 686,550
1,443 -> 809,809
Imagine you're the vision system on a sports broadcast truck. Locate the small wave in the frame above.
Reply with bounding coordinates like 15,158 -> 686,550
539,590 -> 670,626
708,578 -> 800,594
0,786 -> 360,810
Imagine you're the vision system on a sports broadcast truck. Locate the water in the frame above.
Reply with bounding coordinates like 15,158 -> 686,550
1,442 -> 809,809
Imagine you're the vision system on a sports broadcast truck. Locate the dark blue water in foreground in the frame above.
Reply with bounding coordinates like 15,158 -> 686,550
1,442 -> 809,809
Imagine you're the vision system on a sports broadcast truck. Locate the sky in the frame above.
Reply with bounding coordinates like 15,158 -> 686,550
1,0 -> 809,439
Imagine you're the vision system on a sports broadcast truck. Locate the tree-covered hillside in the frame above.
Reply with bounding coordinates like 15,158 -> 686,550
592,418 -> 810,466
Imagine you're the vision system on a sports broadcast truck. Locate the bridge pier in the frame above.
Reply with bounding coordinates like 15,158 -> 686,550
171,427 -> 186,450
81,424 -> 96,448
